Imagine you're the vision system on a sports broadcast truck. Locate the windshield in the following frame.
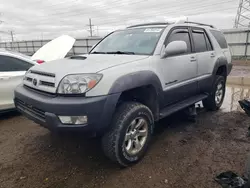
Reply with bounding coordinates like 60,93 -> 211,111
91,27 -> 164,55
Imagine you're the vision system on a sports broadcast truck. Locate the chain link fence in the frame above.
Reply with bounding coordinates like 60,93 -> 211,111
0,37 -> 102,56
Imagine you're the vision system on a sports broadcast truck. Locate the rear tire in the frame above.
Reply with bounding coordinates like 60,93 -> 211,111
101,102 -> 154,167
203,75 -> 226,111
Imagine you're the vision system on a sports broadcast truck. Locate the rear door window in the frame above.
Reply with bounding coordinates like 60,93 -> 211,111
0,55 -> 33,72
210,30 -> 228,49
204,33 -> 213,51
192,29 -> 207,53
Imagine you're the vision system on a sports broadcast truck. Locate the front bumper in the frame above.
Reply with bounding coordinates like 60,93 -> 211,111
14,85 -> 120,133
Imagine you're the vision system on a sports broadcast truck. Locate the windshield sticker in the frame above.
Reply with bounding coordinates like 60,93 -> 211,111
144,28 -> 162,33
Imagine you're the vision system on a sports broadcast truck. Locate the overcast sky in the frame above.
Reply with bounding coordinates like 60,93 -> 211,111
0,0 -> 240,41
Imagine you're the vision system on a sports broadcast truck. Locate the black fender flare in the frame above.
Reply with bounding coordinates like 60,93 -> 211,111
212,56 -> 228,76
203,57 -> 228,93
108,70 -> 164,106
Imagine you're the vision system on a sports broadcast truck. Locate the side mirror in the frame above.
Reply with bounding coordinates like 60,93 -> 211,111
161,41 -> 187,58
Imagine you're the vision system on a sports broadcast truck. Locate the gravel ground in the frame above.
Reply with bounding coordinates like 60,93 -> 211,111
0,108 -> 249,188
230,65 -> 250,77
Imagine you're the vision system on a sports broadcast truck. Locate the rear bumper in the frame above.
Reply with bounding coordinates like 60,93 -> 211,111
14,85 -> 120,133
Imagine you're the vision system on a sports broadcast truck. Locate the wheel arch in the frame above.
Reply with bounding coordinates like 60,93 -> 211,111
212,57 -> 228,77
108,71 -> 163,121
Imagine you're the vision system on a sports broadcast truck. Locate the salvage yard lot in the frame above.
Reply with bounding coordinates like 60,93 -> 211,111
1,66 -> 250,188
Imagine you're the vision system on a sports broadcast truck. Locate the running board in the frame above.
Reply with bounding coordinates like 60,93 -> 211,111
159,94 -> 208,119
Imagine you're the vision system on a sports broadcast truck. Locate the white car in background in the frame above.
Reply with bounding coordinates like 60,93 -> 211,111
0,49 -> 38,112
0,35 -> 76,112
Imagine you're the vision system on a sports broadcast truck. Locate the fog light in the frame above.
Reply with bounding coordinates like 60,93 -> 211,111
58,116 -> 88,125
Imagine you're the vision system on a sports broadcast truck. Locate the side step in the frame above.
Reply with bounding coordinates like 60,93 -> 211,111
159,94 -> 208,119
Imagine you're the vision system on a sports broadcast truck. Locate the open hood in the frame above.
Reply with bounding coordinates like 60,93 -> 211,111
31,35 -> 75,62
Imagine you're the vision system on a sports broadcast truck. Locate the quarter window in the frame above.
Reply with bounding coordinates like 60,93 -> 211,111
210,30 -> 228,49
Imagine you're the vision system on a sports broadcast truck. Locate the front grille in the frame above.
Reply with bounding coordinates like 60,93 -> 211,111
15,99 -> 46,122
30,70 -> 55,78
26,77 -> 32,82
24,70 -> 56,93
40,80 -> 55,87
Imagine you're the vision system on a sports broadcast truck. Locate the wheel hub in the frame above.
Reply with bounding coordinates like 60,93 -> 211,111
124,117 -> 148,156
130,130 -> 137,139
215,81 -> 224,105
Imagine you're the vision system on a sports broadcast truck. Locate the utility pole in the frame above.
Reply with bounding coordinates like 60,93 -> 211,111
0,30 -> 14,45
87,18 -> 94,37
96,26 -> 99,36
10,30 -> 14,42
234,0 -> 250,28
0,13 -> 3,24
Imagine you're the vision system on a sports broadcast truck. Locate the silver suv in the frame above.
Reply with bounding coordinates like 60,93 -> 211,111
14,21 -> 232,167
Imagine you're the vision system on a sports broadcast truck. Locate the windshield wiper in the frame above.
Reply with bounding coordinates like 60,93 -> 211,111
106,51 -> 135,55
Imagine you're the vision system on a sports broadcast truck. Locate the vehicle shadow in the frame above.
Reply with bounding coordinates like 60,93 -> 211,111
0,110 -> 20,121
151,107 -> 216,145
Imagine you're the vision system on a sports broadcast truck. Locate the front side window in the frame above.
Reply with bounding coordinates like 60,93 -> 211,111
166,28 -> 192,53
0,55 -> 33,72
91,27 -> 164,55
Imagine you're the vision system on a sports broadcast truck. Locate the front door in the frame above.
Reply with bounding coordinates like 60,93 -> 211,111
158,27 -> 198,106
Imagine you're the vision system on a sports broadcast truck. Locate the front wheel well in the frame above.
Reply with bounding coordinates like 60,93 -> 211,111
118,85 -> 159,121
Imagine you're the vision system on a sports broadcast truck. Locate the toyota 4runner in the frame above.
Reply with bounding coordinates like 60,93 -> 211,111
14,21 -> 232,167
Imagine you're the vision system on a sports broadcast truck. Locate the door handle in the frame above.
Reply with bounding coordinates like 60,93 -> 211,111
190,56 -> 197,62
210,52 -> 215,57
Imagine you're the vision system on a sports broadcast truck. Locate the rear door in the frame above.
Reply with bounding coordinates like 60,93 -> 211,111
0,55 -> 33,110
190,27 -> 216,93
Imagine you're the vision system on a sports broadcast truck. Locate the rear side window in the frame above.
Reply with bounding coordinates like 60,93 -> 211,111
192,29 -> 207,53
166,28 -> 191,53
204,33 -> 213,51
0,55 -> 33,72
210,30 -> 228,49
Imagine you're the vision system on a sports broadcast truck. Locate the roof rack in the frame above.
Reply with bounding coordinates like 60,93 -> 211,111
127,21 -> 215,29
176,20 -> 215,28
127,22 -> 173,28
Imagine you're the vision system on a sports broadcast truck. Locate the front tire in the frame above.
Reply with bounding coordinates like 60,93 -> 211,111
203,75 -> 226,111
101,102 -> 154,167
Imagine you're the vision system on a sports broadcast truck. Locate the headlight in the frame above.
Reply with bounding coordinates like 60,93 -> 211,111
57,74 -> 102,94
